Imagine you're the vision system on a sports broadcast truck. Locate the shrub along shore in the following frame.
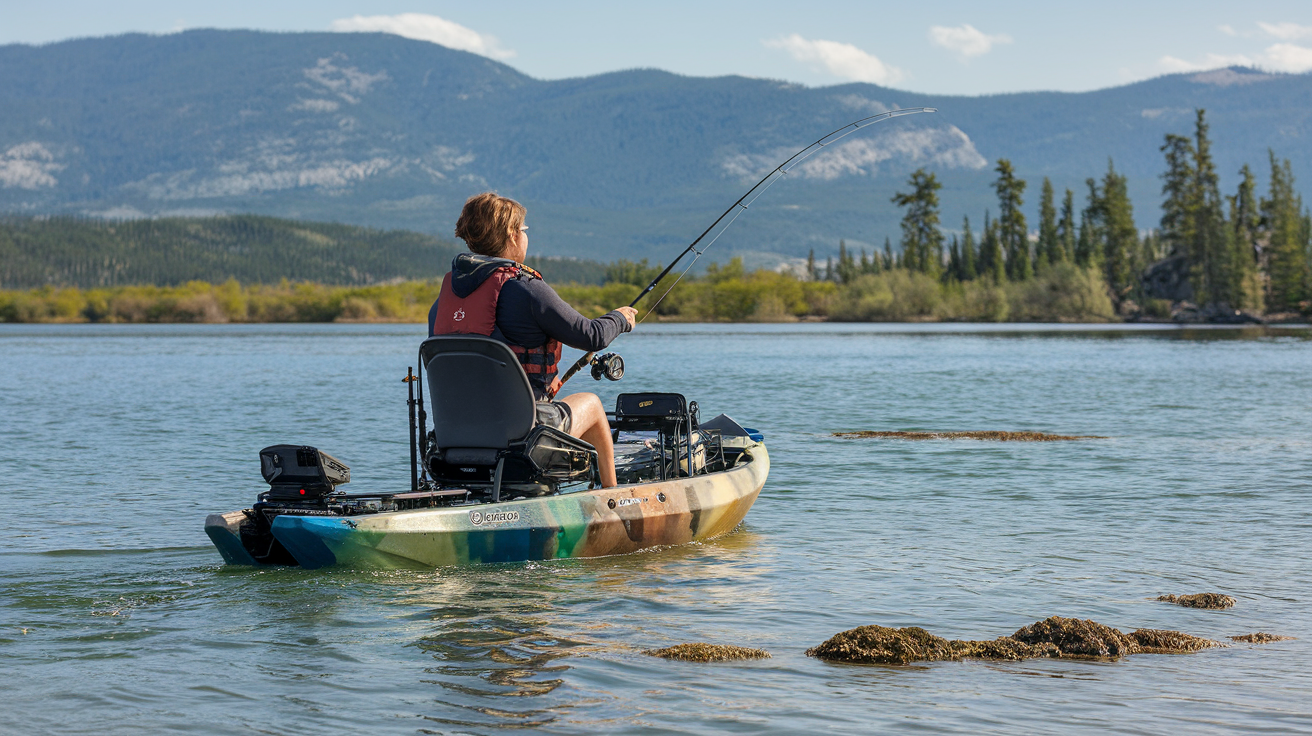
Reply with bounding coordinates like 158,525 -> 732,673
0,259 -> 1124,324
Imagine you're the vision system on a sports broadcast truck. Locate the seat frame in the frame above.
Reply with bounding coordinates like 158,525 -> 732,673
418,336 -> 600,501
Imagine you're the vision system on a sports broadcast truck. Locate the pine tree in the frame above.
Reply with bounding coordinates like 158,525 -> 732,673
1037,177 -> 1059,271
1159,133 -> 1194,259
837,240 -> 856,283
1058,189 -> 1076,263
960,216 -> 977,280
1099,160 -> 1138,303
891,169 -> 945,277
947,236 -> 961,282
1188,110 -> 1237,306
825,256 -> 834,282
978,211 -> 1006,282
994,159 -> 1030,280
806,248 -> 816,281
1262,151 -> 1310,312
859,247 -> 871,274
882,237 -> 895,271
1076,178 -> 1102,268
1229,164 -> 1263,311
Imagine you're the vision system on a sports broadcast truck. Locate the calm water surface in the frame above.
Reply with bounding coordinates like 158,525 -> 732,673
2,322 -> 1311,735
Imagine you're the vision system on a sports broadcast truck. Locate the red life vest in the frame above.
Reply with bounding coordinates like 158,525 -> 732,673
430,262 -> 563,396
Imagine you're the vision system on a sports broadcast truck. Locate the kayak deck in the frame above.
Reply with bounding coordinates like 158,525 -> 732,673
206,443 -> 768,569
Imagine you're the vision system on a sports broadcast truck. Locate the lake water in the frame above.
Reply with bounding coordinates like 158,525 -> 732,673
2,322 -> 1311,735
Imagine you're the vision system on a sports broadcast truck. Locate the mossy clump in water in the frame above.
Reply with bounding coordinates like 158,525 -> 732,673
805,625 -> 959,665
806,626 -> 1061,664
1156,593 -> 1236,609
644,643 -> 771,662
1229,633 -> 1296,643
1129,629 -> 1224,653
810,617 -> 1229,666
1011,616 -> 1139,658
832,430 -> 1104,442
952,637 -> 1061,661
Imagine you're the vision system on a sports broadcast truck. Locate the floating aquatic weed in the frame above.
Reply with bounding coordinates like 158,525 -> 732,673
809,616 -> 1226,666
644,643 -> 771,662
1229,633 -> 1295,643
1156,593 -> 1236,609
805,625 -> 958,665
832,431 -> 1105,441
1128,629 -> 1224,653
1010,616 -> 1139,658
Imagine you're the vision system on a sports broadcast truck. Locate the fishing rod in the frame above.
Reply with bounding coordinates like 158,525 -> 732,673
546,106 -> 937,399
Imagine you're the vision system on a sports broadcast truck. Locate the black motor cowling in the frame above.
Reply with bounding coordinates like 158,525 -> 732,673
259,445 -> 350,500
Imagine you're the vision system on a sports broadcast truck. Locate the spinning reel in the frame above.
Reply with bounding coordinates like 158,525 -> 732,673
589,352 -> 625,381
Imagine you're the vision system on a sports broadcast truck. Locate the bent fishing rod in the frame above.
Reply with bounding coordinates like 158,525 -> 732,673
546,106 -> 936,399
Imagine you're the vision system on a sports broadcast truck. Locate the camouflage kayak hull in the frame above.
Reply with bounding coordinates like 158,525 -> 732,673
206,444 -> 767,569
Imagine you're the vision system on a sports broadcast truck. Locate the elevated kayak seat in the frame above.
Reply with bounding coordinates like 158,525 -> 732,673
419,336 -> 600,501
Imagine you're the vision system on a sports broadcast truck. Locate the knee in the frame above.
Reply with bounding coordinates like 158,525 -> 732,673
563,392 -> 604,415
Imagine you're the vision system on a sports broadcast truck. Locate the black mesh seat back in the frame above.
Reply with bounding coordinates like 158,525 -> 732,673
420,336 -> 536,450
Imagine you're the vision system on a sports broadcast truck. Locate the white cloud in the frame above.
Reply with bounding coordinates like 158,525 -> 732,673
1265,43 -> 1312,72
1218,24 -> 1238,37
928,24 -> 1012,59
763,34 -> 905,85
1159,52 -> 1255,73
1257,21 -> 1312,40
1159,42 -> 1312,75
0,142 -> 63,189
330,13 -> 514,60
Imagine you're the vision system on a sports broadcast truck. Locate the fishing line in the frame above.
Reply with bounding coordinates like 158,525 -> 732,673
549,106 -> 937,396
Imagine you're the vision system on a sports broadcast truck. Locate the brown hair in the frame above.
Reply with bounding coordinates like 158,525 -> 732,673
454,192 -> 525,257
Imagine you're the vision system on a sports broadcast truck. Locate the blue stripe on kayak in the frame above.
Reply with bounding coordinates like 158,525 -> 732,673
270,516 -> 340,569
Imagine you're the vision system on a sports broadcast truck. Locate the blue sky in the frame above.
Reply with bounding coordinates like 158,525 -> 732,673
3,0 -> 1311,94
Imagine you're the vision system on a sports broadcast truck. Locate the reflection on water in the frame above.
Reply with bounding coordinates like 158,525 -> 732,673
1,323 -> 1311,734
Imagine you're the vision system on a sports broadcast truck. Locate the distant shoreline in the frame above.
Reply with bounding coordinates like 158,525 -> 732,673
2,276 -> 1307,326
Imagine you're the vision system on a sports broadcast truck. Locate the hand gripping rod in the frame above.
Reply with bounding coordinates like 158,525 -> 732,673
546,106 -> 937,399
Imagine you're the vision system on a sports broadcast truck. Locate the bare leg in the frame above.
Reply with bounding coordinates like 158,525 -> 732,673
560,392 -> 617,488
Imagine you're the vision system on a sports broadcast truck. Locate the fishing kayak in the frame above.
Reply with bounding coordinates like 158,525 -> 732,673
205,439 -> 767,570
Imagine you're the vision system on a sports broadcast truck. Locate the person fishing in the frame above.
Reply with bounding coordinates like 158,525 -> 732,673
428,192 -> 637,488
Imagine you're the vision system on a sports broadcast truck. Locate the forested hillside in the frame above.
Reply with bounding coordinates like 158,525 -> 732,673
2,30 -> 1310,265
0,215 -> 461,288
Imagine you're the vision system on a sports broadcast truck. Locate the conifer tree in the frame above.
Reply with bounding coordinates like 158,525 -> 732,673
1261,151 -> 1310,312
891,168 -> 944,278
1229,164 -> 1263,310
882,237 -> 895,271
960,216 -> 977,280
978,211 -> 1006,282
1188,110 -> 1236,306
1058,189 -> 1076,263
825,256 -> 834,282
994,159 -> 1030,280
1076,179 -> 1102,268
1158,133 -> 1194,259
947,236 -> 961,282
806,248 -> 816,281
860,247 -> 871,274
1037,177 -> 1059,271
837,240 -> 855,283
1099,160 -> 1138,303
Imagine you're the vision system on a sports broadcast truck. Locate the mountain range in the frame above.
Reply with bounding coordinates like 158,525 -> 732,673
2,30 -> 1310,266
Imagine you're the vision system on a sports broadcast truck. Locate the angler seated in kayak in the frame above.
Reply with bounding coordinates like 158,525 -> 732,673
429,192 -> 638,488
